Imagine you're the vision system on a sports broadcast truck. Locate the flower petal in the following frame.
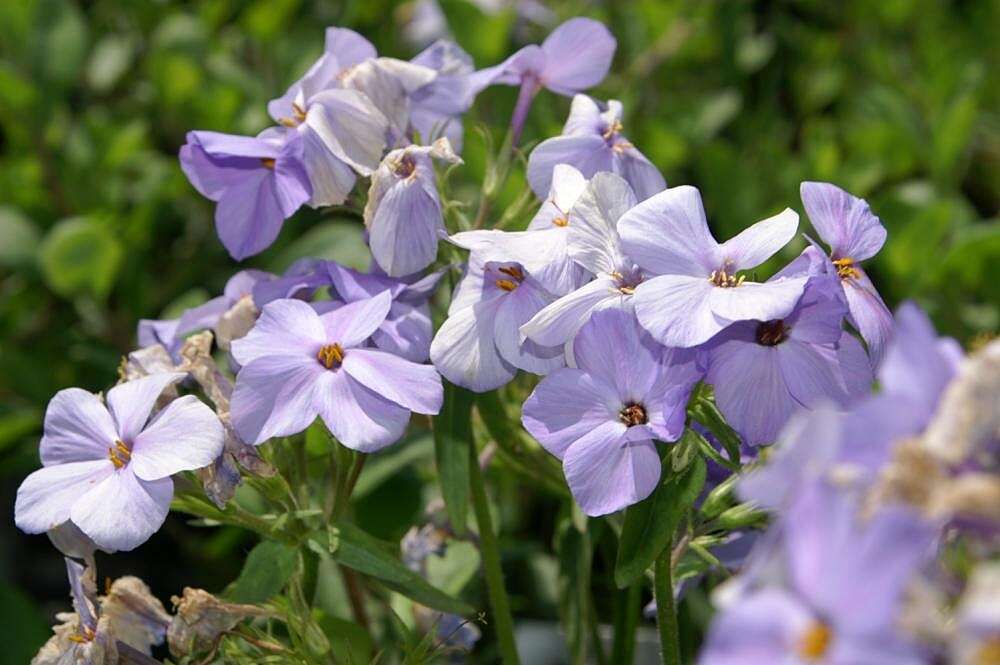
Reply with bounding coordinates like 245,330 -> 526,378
718,208 -> 799,271
231,355 -> 323,445
521,276 -> 620,347
698,589 -> 813,665
539,18 -> 616,95
324,27 -> 377,69
70,469 -> 172,552
373,301 -> 433,362
320,290 -> 393,348
494,282 -> 564,375
214,170 -> 288,261
14,460 -> 112,534
618,185 -> 720,277
572,306 -> 663,402
777,339 -> 851,409
708,277 -> 808,326
306,89 -> 388,175
843,268 -> 893,367
106,373 -> 187,444
527,134 -> 613,199
548,163 -> 588,212
342,349 -> 443,415
430,298 -> 516,392
314,370 -> 409,452
569,172 -> 637,275
611,146 -> 665,202
131,396 -> 225,481
632,274 -> 719,347
800,181 -> 885,260
298,123 -> 357,207
39,388 -> 119,466
562,422 -> 657,516
522,368 -> 620,459
231,298 -> 325,366
368,178 -> 443,277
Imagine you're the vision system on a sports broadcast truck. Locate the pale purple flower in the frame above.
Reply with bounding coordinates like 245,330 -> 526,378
704,278 -> 872,446
364,138 -> 461,277
521,171 -> 645,347
321,261 -> 446,362
230,293 -> 443,450
179,129 -> 311,261
408,40 -> 480,151
250,258 -> 329,308
470,17 -> 616,142
15,374 -> 225,552
700,480 -> 935,665
522,307 -> 703,516
449,164 -> 591,296
618,185 -> 807,348
430,259 -> 562,392
800,182 -> 894,366
527,95 -> 665,201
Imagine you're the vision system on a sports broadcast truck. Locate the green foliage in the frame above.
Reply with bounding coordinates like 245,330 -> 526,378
433,381 -> 473,536
230,540 -> 299,603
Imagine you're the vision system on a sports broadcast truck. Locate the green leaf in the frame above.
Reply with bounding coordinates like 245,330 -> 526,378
318,614 -> 373,664
433,382 -> 472,536
555,509 -> 592,665
0,207 -> 40,268
312,522 -> 473,616
352,433 -> 433,500
614,455 -> 706,589
268,220 -> 368,273
86,35 -> 134,93
38,216 -> 123,300
230,540 -> 298,603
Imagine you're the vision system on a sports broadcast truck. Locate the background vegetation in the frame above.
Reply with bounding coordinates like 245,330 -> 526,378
0,0 -> 996,662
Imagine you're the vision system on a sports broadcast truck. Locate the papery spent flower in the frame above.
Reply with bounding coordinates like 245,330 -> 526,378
449,164 -> 591,296
704,278 -> 872,446
700,481 -> 936,665
323,261 -> 446,362
231,293 -> 443,450
528,95 -> 665,201
522,307 -> 703,516
618,185 -> 807,348
180,129 -> 311,260
952,563 -> 1000,665
15,374 -> 224,552
430,259 -> 562,391
521,171 -> 644,347
800,181 -> 894,366
167,588 -> 272,659
364,138 -> 462,277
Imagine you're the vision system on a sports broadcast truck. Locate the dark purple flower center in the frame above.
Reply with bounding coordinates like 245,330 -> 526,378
832,257 -> 859,280
394,155 -> 417,179
317,343 -> 345,369
108,439 -> 132,469
494,265 -> 524,292
797,621 -> 832,661
618,403 -> 648,427
612,270 -> 643,295
756,320 -> 788,346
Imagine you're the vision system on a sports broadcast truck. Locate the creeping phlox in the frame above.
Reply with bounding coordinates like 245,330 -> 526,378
16,15 -> 996,665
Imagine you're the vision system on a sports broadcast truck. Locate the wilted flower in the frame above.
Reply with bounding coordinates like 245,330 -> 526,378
522,307 -> 702,515
700,481 -> 935,665
15,374 -> 225,551
324,261 -> 446,362
430,260 -> 562,391
952,563 -> 1000,665
521,171 -> 643,347
364,138 -> 462,277
618,185 -> 806,348
527,95 -> 665,201
704,278 -> 872,446
179,129 -> 312,261
168,587 -> 272,658
800,182 -> 894,365
231,293 -> 443,450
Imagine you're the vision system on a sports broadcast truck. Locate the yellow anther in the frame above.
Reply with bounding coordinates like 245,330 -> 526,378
260,158 -> 276,170
317,343 -> 345,369
975,637 -> 1000,665
618,403 -> 648,426
108,439 -> 131,469
495,279 -> 518,292
498,265 -> 524,280
797,622 -> 832,661
710,269 -> 743,288
552,216 -> 569,227
832,257 -> 859,280
602,120 -> 623,140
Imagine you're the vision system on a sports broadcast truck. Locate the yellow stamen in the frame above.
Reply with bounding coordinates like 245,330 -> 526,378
975,637 -> 1000,665
602,120 -> 623,140
832,257 -> 859,280
797,622 -> 832,661
317,343 -> 345,369
495,279 -> 518,292
552,216 -> 569,227
292,103 -> 307,122
260,158 -> 276,170
494,265 -> 524,292
498,265 -> 524,280
618,403 -> 647,427
709,269 -> 743,288
108,439 -> 131,469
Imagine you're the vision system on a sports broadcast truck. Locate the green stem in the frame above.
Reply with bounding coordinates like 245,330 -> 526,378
654,549 -> 681,665
611,582 -> 641,665
468,441 -> 521,665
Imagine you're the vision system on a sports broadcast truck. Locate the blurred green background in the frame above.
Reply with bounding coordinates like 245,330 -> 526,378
0,0 -> 997,662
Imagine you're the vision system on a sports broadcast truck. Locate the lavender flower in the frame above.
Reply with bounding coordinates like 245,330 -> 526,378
527,95 -> 665,201
704,278 -> 872,446
230,293 -> 443,450
179,129 -> 311,260
800,182 -> 894,365
521,171 -> 644,347
430,259 -> 562,391
700,481 -> 935,665
522,308 -> 703,515
323,261 -> 446,362
618,185 -> 807,348
364,138 -> 461,277
15,374 -> 224,552
471,17 -> 616,141
409,40 -> 481,151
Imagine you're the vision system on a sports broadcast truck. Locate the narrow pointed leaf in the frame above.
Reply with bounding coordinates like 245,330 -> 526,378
433,381 -> 472,535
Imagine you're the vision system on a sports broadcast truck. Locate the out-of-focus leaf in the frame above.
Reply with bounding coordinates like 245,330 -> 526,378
38,216 -> 123,300
37,0 -> 88,88
230,540 -> 298,603
0,582 -> 50,663
555,510 -> 591,665
86,35 -> 135,92
318,614 -> 374,664
352,433 -> 433,499
0,206 -> 40,268
311,522 -> 473,615
426,541 -> 480,597
615,455 -> 706,589
0,408 -> 41,453
433,382 -> 472,536
268,220 -> 368,273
